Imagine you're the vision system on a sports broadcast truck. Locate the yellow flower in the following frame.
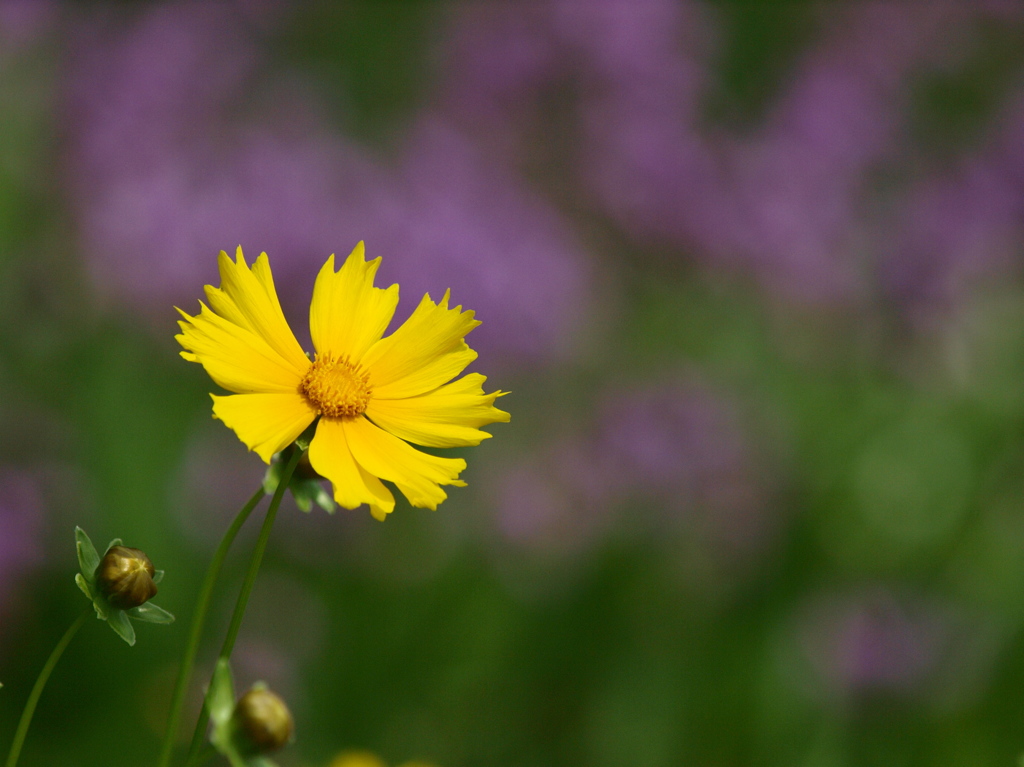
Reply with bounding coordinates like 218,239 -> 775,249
177,243 -> 509,520
326,752 -> 438,767
327,753 -> 385,767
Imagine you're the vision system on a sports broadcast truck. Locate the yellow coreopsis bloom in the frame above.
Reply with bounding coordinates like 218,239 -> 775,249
327,751 -> 437,767
176,243 -> 509,520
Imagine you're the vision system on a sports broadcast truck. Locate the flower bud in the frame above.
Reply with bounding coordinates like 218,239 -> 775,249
95,545 -> 158,610
233,686 -> 293,753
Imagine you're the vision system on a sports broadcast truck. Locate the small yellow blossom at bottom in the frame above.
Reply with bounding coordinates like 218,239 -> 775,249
327,753 -> 386,767
327,753 -> 437,767
176,243 -> 509,520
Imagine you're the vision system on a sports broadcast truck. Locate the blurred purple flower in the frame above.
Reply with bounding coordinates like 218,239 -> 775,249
63,2 -> 593,366
493,375 -> 776,562
594,379 -> 746,498
881,87 -> 1024,322
64,3 -> 380,313
440,0 -> 722,226
557,0 -> 725,245
232,573 -> 326,704
0,469 -> 43,626
439,3 -> 560,157
579,2 -> 982,301
366,118 -> 595,364
802,591 -> 943,694
0,0 -> 55,50
591,375 -> 777,554
493,437 -> 616,556
170,425 -> 266,550
442,1 -> 1014,303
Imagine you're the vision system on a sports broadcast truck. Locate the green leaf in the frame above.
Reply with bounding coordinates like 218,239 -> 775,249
106,609 -> 136,646
153,569 -> 165,584
206,659 -> 235,726
75,527 -> 100,581
127,602 -> 175,624
104,538 -> 123,555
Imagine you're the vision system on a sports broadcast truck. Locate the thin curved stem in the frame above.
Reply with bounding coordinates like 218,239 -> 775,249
156,486 -> 266,767
181,744 -> 217,767
185,446 -> 303,762
6,611 -> 88,767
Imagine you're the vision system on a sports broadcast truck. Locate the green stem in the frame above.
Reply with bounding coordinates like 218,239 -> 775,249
181,744 -> 217,767
156,487 -> 266,767
5,611 -> 88,767
185,446 -> 303,762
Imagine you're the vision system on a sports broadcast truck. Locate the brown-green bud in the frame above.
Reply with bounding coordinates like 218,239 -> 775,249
95,545 -> 158,610
233,686 -> 294,753
234,684 -> 294,749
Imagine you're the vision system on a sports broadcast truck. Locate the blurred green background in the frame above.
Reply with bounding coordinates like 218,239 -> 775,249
4,2 -> 1024,765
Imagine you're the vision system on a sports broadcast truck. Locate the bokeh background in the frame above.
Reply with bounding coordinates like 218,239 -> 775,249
3,1 -> 1024,765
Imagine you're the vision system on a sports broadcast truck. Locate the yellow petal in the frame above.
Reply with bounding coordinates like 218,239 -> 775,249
343,415 -> 467,510
203,248 -> 310,371
211,392 -> 317,463
176,303 -> 307,393
362,290 -> 481,399
309,242 -> 400,363
366,373 -> 510,447
308,417 -> 395,518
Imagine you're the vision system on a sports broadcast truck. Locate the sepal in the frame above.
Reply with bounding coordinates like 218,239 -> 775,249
207,659 -> 235,729
106,608 -> 136,646
74,573 -> 91,601
290,477 -> 335,514
127,602 -> 176,624
75,527 -> 100,581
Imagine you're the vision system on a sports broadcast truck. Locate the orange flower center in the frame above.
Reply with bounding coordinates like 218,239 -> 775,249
300,354 -> 372,418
